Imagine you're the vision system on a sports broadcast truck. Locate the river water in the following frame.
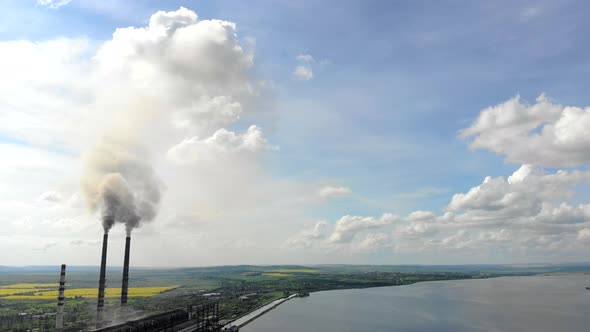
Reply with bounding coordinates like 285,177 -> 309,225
242,274 -> 590,332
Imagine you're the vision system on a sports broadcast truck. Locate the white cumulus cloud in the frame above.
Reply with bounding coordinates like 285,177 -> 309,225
398,222 -> 438,238
447,164 -> 590,219
462,95 -> 590,167
356,233 -> 390,252
284,221 -> 329,249
167,125 -> 275,164
329,213 -> 399,243
406,210 -> 437,222
293,65 -> 313,81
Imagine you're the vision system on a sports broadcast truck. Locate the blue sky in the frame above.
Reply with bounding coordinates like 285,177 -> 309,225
1,0 -> 589,265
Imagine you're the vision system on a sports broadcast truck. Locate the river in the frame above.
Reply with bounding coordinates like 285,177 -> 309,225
241,274 -> 590,332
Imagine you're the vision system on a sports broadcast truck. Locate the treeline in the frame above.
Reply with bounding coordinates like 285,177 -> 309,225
0,300 -> 94,332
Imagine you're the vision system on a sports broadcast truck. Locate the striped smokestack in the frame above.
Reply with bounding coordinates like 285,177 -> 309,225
96,230 -> 109,326
55,264 -> 66,332
120,236 -> 131,306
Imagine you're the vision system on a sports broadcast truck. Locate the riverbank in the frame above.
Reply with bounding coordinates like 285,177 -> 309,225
221,273 -> 526,330
223,293 -> 298,330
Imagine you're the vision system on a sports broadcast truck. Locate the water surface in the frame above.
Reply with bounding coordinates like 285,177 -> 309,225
242,274 -> 590,332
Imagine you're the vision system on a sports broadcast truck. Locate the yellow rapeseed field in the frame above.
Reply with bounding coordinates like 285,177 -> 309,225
0,284 -> 178,300
263,273 -> 290,277
0,284 -> 56,297
0,288 -> 50,295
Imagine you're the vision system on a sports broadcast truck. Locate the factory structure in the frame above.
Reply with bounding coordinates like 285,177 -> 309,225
56,264 -> 67,332
48,215 -> 221,332
95,224 -> 133,328
93,303 -> 220,332
92,216 -> 220,331
96,230 -> 109,326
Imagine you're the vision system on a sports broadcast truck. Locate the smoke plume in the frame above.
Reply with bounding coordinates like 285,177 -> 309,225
81,138 -> 161,235
76,6 -> 260,237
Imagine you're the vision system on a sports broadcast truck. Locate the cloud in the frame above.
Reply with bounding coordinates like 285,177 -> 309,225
284,214 -> 399,251
167,125 -> 275,164
329,213 -> 399,243
387,164 -> 590,255
3,5 -> 590,265
0,38 -> 94,149
284,93 -> 590,261
285,164 -> 590,257
72,6 -> 257,235
398,222 -> 438,238
284,221 -> 328,249
37,0 -> 71,9
171,95 -> 242,135
0,7 -> 262,150
478,229 -> 512,242
118,14 -> 250,87
461,95 -> 590,167
293,65 -> 313,81
439,230 -> 473,250
535,203 -> 590,224
0,7 -> 309,266
92,6 -> 258,125
38,191 -> 64,203
317,185 -> 352,199
406,210 -> 437,222
447,164 -> 590,218
296,54 -> 314,62
356,233 -> 390,252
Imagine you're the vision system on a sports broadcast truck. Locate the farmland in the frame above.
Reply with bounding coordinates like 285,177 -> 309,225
0,284 -> 178,299
270,269 -> 320,274
1,264 -> 588,330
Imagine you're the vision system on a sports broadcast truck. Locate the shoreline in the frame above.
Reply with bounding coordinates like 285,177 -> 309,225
224,272 -> 587,330
223,293 -> 298,330
235,274 -> 590,332
222,276 -> 482,330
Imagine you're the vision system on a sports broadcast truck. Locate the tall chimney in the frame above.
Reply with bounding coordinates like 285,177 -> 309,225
96,230 -> 109,326
120,236 -> 131,306
55,264 -> 66,332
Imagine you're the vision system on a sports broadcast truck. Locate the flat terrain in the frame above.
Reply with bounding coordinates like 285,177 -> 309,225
1,264 -> 588,331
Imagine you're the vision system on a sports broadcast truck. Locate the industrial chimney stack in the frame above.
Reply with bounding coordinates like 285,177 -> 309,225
55,264 -> 66,332
120,236 -> 131,306
96,227 -> 110,326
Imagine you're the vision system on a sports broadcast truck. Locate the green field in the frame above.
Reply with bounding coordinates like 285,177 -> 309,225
1,263 -> 588,330
270,268 -> 321,273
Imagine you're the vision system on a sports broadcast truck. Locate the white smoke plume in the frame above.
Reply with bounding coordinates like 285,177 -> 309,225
81,138 -> 161,235
75,7 -> 262,236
